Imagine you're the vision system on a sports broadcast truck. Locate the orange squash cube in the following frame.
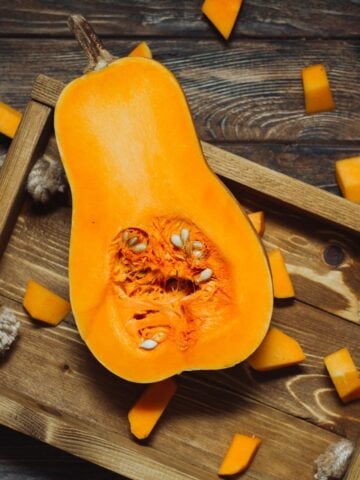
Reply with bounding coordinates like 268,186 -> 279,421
302,64 -> 335,114
128,378 -> 177,439
248,211 -> 265,237
218,434 -> 261,476
0,102 -> 22,138
23,280 -> 71,325
268,249 -> 295,299
128,41 -> 152,59
335,156 -> 360,203
202,0 -> 244,40
324,348 -> 360,403
247,327 -> 305,371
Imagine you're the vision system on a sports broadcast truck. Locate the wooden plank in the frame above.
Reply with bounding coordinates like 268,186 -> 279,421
0,100 -> 52,258
0,425 -> 122,479
0,295 -> 348,480
0,39 -> 359,143
345,443 -> 360,480
217,142 -> 360,195
0,0 -> 359,38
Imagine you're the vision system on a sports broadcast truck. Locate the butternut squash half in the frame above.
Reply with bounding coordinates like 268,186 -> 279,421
55,57 -> 273,383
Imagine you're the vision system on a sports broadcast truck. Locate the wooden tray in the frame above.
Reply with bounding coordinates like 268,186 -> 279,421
0,73 -> 359,480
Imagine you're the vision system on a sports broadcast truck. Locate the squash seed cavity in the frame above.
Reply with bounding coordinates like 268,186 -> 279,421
110,217 -> 231,351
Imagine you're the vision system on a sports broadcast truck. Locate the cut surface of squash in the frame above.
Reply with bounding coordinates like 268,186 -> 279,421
218,434 -> 261,476
324,348 -> 360,403
248,211 -> 265,237
268,248 -> 295,299
202,0 -> 243,40
128,378 -> 177,439
23,280 -> 71,325
302,64 -> 335,114
128,41 -> 152,59
55,57 -> 273,383
0,102 -> 22,138
247,327 -> 305,371
335,156 -> 360,204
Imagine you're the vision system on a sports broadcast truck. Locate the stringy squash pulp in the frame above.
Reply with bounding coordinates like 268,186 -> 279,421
55,57 -> 273,383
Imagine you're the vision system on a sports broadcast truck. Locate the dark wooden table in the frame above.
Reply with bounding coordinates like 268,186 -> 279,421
0,1 -> 359,478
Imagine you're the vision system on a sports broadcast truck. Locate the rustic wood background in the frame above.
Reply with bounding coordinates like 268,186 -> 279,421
0,1 -> 359,479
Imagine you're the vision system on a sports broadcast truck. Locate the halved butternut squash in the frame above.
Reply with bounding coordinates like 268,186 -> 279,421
54,57 -> 273,383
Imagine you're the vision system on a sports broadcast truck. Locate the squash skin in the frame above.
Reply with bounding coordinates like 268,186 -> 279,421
55,57 -> 273,383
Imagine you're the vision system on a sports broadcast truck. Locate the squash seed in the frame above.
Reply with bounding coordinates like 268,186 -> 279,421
171,234 -> 183,248
139,339 -> 158,350
180,228 -> 190,243
195,268 -> 213,284
128,236 -> 138,246
131,242 -> 147,253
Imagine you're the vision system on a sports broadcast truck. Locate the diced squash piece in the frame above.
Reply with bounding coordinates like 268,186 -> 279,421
248,211 -> 265,237
0,102 -> 22,138
268,248 -> 295,299
302,64 -> 335,114
218,434 -> 261,476
324,348 -> 360,403
335,156 -> 360,204
128,378 -> 177,439
128,41 -> 152,59
247,327 -> 306,371
23,280 -> 71,325
202,0 -> 243,40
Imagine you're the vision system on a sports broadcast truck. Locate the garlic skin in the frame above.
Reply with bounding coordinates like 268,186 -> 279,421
0,307 -> 20,354
26,157 -> 67,204
1,151 -> 68,204
314,439 -> 354,480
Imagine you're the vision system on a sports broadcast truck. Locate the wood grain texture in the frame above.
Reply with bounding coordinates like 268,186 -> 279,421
0,100 -> 52,258
0,0 -> 359,38
0,294 -> 354,480
0,39 -> 359,143
29,73 -> 360,237
0,425 -> 122,480
345,443 -> 360,480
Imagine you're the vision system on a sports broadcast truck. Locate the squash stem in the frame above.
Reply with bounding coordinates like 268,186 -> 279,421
67,15 -> 115,72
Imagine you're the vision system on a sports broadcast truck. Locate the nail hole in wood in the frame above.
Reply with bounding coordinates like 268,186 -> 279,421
323,244 -> 345,267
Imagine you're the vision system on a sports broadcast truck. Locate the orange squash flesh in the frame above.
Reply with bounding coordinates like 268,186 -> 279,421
23,280 -> 71,325
0,102 -> 22,138
268,249 -> 295,299
128,378 -> 177,439
54,57 -> 273,383
218,434 -> 261,476
324,348 -> 360,403
202,0 -> 243,40
128,41 -> 152,59
248,211 -> 265,237
335,156 -> 360,204
302,64 -> 335,114
247,327 -> 305,371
